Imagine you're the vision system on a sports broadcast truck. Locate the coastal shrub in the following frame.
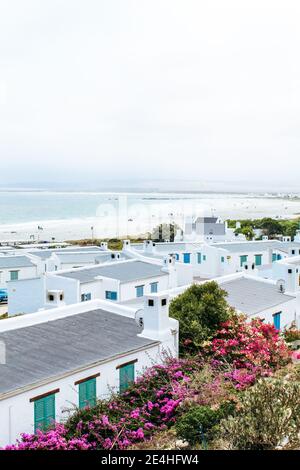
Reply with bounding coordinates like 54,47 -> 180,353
169,282 -> 232,354
218,378 -> 300,450
185,363 -> 238,406
175,402 -> 235,447
283,324 -> 300,343
210,314 -> 291,388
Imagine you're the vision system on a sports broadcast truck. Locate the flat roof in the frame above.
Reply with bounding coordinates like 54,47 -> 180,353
220,277 -> 294,315
58,260 -> 168,284
29,246 -> 104,260
0,256 -> 36,269
0,309 -> 157,397
213,241 -> 285,253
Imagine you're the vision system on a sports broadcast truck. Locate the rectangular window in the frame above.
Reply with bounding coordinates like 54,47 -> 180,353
272,253 -> 277,262
119,363 -> 135,393
273,312 -> 281,331
150,282 -> 158,293
81,293 -> 92,302
197,253 -> 202,264
255,254 -> 262,266
221,256 -> 225,263
183,253 -> 191,264
34,394 -> 56,432
105,290 -> 118,301
277,254 -> 282,260
240,255 -> 248,267
135,285 -> 144,297
10,271 -> 19,281
203,255 -> 207,261
79,378 -> 97,409
175,253 -> 179,261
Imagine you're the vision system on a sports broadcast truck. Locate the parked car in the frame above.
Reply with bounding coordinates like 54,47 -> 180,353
0,289 -> 8,303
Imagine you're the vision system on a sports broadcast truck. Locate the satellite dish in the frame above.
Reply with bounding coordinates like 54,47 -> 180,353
276,279 -> 286,293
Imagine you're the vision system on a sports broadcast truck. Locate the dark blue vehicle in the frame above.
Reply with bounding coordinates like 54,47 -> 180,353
0,289 -> 8,303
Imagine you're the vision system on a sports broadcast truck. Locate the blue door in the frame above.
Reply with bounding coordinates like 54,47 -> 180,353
183,253 -> 191,264
273,312 -> 281,330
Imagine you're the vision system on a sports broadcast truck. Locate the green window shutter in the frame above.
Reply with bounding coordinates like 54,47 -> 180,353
255,254 -> 262,266
10,271 -> 19,281
240,255 -> 248,267
119,363 -> 135,393
34,399 -> 45,432
44,394 -> 55,428
34,394 -> 55,432
79,378 -> 97,409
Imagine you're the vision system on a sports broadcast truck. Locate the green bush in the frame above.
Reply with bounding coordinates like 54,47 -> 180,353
219,378 -> 300,450
175,402 -> 235,447
169,282 -> 232,354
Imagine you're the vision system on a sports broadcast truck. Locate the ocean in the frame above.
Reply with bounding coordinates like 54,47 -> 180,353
0,191 -> 299,242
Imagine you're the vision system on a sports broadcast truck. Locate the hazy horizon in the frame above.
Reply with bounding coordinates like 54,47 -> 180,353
1,177 -> 300,194
1,1 -> 300,190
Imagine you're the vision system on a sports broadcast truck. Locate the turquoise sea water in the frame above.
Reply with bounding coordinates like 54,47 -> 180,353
0,191 -> 206,225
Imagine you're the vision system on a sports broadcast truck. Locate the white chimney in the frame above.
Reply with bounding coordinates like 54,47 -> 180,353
45,290 -> 65,308
138,294 -> 179,357
162,255 -> 178,288
138,293 -> 177,339
143,240 -> 155,254
122,240 -> 131,250
174,229 -> 183,242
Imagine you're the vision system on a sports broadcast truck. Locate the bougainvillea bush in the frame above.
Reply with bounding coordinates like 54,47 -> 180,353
5,424 -> 93,451
5,358 -> 201,451
210,314 -> 291,389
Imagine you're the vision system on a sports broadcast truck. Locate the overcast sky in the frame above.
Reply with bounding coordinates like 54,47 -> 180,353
0,0 -> 300,190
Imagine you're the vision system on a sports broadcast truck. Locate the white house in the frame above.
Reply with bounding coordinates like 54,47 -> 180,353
125,239 -> 300,280
182,216 -> 246,243
216,273 -> 299,330
27,245 -> 109,273
152,272 -> 299,331
257,255 -> 300,295
0,294 -> 178,447
8,258 -> 193,316
0,255 -> 38,290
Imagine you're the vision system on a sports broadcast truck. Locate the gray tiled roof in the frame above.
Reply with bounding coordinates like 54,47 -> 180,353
0,309 -> 157,396
221,277 -> 294,315
0,256 -> 36,269
58,260 -> 168,283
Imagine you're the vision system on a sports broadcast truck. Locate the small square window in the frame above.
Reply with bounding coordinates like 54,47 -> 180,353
148,299 -> 154,307
161,298 -> 167,306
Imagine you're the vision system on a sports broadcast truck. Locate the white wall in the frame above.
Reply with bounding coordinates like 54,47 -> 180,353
8,277 -> 45,315
0,265 -> 38,290
119,276 -> 169,302
246,297 -> 298,330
